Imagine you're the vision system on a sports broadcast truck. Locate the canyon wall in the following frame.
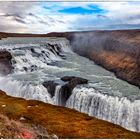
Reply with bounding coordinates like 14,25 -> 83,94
69,30 -> 140,88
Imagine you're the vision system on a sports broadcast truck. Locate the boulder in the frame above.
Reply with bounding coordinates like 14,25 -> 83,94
42,81 -> 59,97
61,76 -> 88,84
61,76 -> 76,82
0,50 -> 12,60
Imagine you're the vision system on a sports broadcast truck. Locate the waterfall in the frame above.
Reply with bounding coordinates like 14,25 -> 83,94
0,38 -> 71,73
66,87 -> 140,132
53,85 -> 62,106
1,75 -> 139,132
11,44 -> 64,73
0,38 -> 71,104
0,77 -> 53,104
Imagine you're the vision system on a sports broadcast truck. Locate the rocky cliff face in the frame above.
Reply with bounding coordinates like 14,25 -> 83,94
0,50 -> 13,75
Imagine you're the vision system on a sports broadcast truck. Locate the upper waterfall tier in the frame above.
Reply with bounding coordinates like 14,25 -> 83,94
0,37 -> 71,73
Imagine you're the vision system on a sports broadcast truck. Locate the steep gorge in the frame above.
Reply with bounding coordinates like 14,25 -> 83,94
67,30 -> 140,88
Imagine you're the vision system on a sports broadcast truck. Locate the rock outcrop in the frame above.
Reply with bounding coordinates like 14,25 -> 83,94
42,81 -> 58,97
61,76 -> 88,84
60,76 -> 88,105
0,50 -> 14,75
0,113 -> 54,139
43,76 -> 88,105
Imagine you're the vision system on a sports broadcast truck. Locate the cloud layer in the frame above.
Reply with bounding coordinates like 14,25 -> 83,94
0,2 -> 139,33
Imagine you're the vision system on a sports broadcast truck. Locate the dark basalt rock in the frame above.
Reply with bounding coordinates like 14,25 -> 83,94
23,67 -> 28,72
61,76 -> 88,84
42,81 -> 59,97
61,76 -> 76,82
0,50 -> 14,75
0,50 -> 12,60
31,48 -> 35,53
31,65 -> 37,72
43,76 -> 88,106
47,43 -> 66,59
60,76 -> 88,105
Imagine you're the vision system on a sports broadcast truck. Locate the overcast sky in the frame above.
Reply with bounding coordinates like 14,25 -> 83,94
0,2 -> 140,33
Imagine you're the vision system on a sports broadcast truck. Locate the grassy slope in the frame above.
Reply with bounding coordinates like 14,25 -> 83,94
0,90 -> 140,139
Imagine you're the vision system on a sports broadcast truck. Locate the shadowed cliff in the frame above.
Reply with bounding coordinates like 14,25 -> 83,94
69,30 -> 140,88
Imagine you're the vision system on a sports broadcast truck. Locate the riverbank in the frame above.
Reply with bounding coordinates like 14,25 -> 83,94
0,90 -> 140,139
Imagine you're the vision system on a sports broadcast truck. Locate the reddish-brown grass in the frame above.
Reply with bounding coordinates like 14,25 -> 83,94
0,90 -> 140,138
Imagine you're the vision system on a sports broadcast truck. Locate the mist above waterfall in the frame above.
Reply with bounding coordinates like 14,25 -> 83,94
69,31 -> 140,88
70,32 -> 138,57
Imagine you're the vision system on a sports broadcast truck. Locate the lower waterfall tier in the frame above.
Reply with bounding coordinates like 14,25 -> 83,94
66,87 -> 140,132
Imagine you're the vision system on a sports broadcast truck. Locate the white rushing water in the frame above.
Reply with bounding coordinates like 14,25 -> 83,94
8,39 -> 70,73
0,76 -> 53,104
53,85 -> 63,105
66,87 -> 140,132
0,37 -> 140,132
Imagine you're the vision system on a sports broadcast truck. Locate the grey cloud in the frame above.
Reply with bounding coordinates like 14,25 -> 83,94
97,14 -> 108,18
39,20 -> 51,26
0,13 -> 26,25
4,14 -> 23,18
107,23 -> 140,29
13,17 -> 26,24
57,20 -> 65,24
0,2 -> 36,15
28,13 -> 38,18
